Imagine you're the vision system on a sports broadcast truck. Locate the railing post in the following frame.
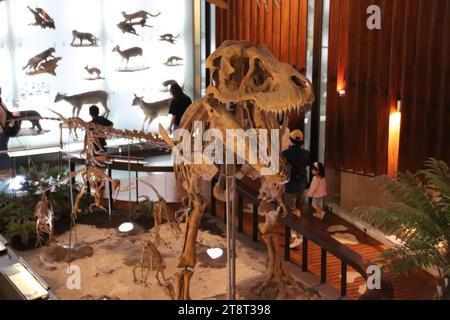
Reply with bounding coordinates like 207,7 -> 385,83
135,171 -> 139,204
302,237 -> 308,272
321,248 -> 327,284
107,165 -> 113,211
252,202 -> 258,242
284,225 -> 291,261
237,194 -> 243,233
341,262 -> 347,297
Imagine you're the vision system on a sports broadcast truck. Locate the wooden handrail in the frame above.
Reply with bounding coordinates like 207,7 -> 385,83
281,215 -> 394,300
233,178 -> 394,300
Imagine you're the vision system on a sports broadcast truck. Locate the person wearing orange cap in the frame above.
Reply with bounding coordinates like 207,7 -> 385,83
282,129 -> 312,249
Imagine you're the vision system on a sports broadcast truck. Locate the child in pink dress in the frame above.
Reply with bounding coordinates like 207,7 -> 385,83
308,162 -> 327,220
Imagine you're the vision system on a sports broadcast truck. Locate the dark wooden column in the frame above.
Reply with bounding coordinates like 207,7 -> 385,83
205,2 -> 211,87
310,0 -> 324,162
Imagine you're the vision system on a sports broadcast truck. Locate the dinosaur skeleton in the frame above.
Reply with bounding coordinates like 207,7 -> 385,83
133,237 -> 175,299
158,40 -> 314,299
138,180 -> 182,246
21,113 -> 171,226
35,192 -> 54,247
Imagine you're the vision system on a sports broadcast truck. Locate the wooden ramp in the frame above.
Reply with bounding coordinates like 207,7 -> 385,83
213,199 -> 437,300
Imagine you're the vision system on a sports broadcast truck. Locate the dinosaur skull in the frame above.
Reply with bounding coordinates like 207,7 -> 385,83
206,41 -> 314,115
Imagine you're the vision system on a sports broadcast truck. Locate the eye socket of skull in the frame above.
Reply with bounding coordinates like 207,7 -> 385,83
252,58 -> 272,88
291,75 -> 306,89
225,55 -> 250,90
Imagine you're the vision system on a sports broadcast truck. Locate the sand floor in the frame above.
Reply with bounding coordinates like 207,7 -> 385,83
21,219 -> 317,300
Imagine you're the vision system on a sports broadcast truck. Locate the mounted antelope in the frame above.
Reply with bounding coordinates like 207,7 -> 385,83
112,45 -> 143,66
132,94 -> 171,130
54,90 -> 110,118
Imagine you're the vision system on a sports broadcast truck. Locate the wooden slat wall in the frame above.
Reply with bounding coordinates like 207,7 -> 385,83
215,0 -> 310,130
326,0 -> 450,175
216,0 -> 309,70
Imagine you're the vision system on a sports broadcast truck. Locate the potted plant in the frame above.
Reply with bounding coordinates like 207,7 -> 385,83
354,159 -> 449,299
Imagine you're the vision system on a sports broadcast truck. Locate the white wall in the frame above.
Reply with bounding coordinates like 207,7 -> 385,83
0,0 -> 194,150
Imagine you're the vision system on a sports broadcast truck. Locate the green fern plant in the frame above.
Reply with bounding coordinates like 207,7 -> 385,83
6,218 -> 35,245
353,159 -> 450,299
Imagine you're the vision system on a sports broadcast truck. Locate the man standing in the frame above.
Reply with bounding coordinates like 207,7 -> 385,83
282,129 -> 312,249
168,83 -> 192,133
86,105 -> 113,164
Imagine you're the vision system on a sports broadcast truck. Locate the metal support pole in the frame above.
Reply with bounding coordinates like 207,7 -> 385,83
106,163 -> 112,225
225,164 -> 236,300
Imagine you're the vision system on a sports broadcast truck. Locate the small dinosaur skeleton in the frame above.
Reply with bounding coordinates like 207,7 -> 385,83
45,113 -> 170,224
35,192 -> 54,247
138,180 -> 181,246
133,237 -> 175,299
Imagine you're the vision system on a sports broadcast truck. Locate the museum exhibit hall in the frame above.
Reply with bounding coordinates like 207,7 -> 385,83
0,0 -> 448,303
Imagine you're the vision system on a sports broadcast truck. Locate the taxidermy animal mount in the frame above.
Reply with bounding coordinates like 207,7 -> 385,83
161,80 -> 179,92
117,18 -> 152,36
23,48 -> 55,71
54,90 -> 110,117
17,110 -> 43,132
159,34 -> 180,44
132,94 -> 171,130
71,30 -> 98,47
23,48 -> 61,76
27,6 -> 55,29
121,10 -> 160,22
117,20 -> 148,35
113,46 -> 148,72
164,56 -> 183,66
85,65 -> 103,80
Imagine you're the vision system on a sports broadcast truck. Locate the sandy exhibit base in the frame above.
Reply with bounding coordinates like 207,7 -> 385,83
21,218 -> 321,300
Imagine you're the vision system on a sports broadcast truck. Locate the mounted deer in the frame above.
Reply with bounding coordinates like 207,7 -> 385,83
132,94 -> 171,130
112,45 -> 143,66
54,90 -> 110,118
